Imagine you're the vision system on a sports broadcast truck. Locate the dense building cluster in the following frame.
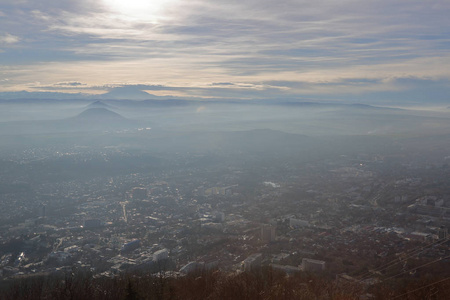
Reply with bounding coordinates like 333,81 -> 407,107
1,142 -> 449,287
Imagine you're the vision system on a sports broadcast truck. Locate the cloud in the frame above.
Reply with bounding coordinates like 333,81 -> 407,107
211,82 -> 236,86
0,33 -> 19,44
54,81 -> 86,86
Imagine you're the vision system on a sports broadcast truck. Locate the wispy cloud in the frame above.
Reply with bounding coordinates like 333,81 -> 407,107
0,0 -> 449,104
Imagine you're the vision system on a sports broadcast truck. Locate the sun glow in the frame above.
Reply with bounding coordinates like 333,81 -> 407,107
102,0 -> 176,22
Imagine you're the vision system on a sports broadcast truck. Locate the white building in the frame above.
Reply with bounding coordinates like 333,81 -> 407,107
153,249 -> 169,262
302,258 -> 325,272
243,253 -> 262,272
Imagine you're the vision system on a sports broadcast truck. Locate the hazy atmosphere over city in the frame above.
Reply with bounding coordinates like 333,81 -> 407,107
1,1 -> 450,300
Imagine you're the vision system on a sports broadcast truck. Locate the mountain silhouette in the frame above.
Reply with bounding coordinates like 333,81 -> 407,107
87,100 -> 110,109
74,108 -> 124,121
64,108 -> 139,130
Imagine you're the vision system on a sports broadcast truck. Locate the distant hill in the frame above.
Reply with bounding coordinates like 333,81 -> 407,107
271,101 -> 403,111
0,91 -> 94,102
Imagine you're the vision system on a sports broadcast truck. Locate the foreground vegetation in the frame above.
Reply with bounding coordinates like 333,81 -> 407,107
1,267 -> 449,300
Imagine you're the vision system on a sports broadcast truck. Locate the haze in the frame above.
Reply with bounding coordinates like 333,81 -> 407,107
0,1 -> 449,299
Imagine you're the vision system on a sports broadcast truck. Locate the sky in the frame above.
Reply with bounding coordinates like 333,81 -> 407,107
0,0 -> 450,106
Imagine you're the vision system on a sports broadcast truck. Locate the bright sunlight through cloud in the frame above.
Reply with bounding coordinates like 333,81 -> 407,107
101,0 -> 177,22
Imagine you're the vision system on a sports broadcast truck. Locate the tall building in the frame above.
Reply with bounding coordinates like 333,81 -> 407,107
214,211 -> 225,222
243,253 -> 262,272
438,226 -> 448,240
39,204 -> 46,218
110,235 -> 121,250
261,224 -> 276,243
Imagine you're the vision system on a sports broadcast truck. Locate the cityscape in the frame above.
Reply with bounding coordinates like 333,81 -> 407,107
1,0 -> 450,298
0,100 -> 449,299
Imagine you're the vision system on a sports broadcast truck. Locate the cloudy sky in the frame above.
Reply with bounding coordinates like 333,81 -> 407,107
1,0 -> 449,105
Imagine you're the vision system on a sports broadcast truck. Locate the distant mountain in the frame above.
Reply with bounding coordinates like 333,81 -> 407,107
0,88 -> 155,101
0,91 -> 407,112
66,108 -> 138,130
0,108 -> 139,135
270,101 -> 403,111
0,91 -> 89,100
346,103 -> 403,111
87,100 -> 110,109
98,87 -> 153,100
72,108 -> 125,121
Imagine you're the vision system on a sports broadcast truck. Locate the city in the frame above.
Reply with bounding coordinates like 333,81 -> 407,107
1,1 -> 450,297
0,105 -> 449,295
